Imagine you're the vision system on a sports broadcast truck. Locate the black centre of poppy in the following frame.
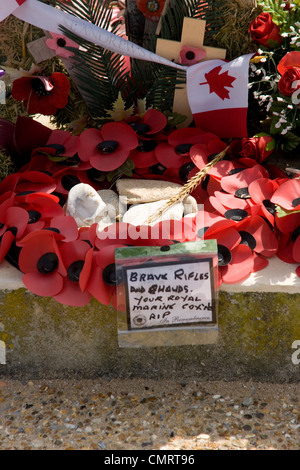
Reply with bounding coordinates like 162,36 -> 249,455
31,78 -> 52,96
292,197 -> 300,208
86,168 -> 105,183
137,140 -> 158,152
150,163 -> 166,175
228,168 -> 245,176
224,209 -> 248,221
16,191 -> 34,197
130,123 -> 151,136
239,230 -> 257,250
37,252 -> 59,274
263,199 -> 276,215
44,227 -> 61,234
61,174 -> 81,191
28,210 -> 41,224
6,226 -> 17,236
67,260 -> 84,282
200,174 -> 210,191
235,187 -> 250,199
57,38 -> 66,47
102,263 -> 122,286
197,226 -> 209,238
185,51 -> 195,60
97,140 -> 119,153
175,143 -> 193,155
179,161 -> 195,181
217,244 -> 232,266
45,143 -> 66,155
291,225 -> 300,242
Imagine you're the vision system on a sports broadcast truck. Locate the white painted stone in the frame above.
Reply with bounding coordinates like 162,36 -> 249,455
66,183 -> 107,227
122,199 -> 184,226
97,189 -> 125,219
116,179 -> 183,204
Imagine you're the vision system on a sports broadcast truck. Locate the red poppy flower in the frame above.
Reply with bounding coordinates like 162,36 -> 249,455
31,129 -> 82,174
53,239 -> 92,306
179,46 -> 207,66
270,177 -> 300,212
198,217 -> 254,284
276,224 -> 300,265
130,139 -> 159,169
0,205 -> 29,263
236,214 -> 278,258
12,73 -> 70,116
14,171 -> 57,195
136,0 -> 166,21
46,33 -> 79,59
155,128 -> 206,169
86,243 -> 126,307
128,109 -> 167,138
18,230 -> 67,297
78,122 -> 138,172
13,192 -> 65,238
248,177 -> 279,226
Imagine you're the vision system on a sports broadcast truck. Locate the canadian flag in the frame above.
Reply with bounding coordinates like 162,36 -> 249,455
0,0 -> 27,22
186,54 -> 254,138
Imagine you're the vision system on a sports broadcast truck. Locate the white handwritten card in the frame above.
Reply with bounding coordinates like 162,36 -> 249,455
124,258 -> 215,330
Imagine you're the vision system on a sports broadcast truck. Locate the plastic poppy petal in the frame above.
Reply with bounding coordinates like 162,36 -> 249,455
155,142 -> 187,168
296,265 -> 300,279
142,109 -> 167,134
237,215 -> 278,256
78,128 -> 103,162
101,122 -> 138,150
53,278 -> 92,306
22,271 -> 64,297
271,178 -> 300,211
50,215 -> 79,242
0,230 -> 15,263
221,165 -> 267,194
252,252 -> 269,272
90,150 -> 129,172
276,238 -> 295,264
275,212 -> 300,234
292,235 -> 300,263
168,128 -> 205,146
221,244 -> 254,283
248,178 -> 279,205
87,263 -> 113,305
5,206 -> 29,237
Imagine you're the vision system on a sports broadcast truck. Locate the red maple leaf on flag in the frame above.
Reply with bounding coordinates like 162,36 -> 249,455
199,65 -> 236,100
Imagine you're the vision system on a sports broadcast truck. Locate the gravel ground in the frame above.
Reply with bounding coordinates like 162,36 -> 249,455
0,377 -> 299,451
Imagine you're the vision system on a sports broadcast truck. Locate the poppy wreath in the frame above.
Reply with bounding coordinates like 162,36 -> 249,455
0,109 -> 299,310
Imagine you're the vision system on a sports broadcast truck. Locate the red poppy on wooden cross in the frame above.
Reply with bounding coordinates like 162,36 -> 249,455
156,17 -> 226,127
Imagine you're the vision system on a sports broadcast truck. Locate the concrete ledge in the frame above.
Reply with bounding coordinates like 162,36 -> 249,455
0,259 -> 299,381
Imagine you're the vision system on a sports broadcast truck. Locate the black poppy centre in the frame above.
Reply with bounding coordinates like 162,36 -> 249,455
37,252 -> 59,274
217,244 -> 232,266
97,141 -> 119,153
102,263 -> 122,286
31,77 -> 53,97
67,260 -> 85,282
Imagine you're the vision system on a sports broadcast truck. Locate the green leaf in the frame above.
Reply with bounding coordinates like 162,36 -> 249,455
275,204 -> 300,218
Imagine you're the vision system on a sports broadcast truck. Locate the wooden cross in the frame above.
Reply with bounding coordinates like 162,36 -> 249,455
156,17 -> 227,127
